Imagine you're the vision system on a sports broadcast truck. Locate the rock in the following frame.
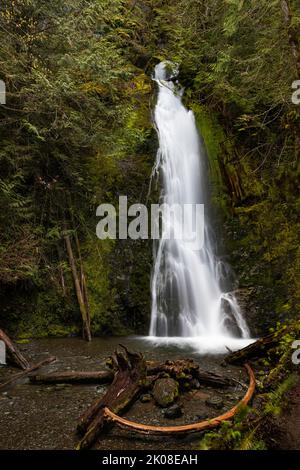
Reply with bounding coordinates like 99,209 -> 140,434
225,393 -> 238,402
190,378 -> 200,389
55,383 -> 72,390
163,404 -> 183,419
140,393 -> 152,403
153,378 -> 179,407
234,287 -> 259,335
205,396 -> 224,410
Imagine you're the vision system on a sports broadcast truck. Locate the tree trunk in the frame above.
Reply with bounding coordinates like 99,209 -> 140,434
76,345 -> 146,450
63,225 -> 91,342
29,359 -> 234,387
0,329 -> 30,370
281,0 -> 300,73
225,328 -> 292,365
74,231 -> 91,331
30,370 -> 113,385
0,356 -> 56,392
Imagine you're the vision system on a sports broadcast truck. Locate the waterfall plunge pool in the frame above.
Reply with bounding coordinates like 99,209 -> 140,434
145,335 -> 256,355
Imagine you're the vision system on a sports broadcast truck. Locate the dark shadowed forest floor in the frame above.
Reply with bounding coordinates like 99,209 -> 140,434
276,383 -> 300,450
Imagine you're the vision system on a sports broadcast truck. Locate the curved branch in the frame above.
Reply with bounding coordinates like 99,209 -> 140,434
102,364 -> 255,436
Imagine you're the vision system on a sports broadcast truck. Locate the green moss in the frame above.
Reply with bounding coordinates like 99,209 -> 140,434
83,237 -> 124,335
79,69 -> 153,336
189,105 -> 300,334
15,339 -> 30,344
192,103 -> 230,212
14,287 -> 79,339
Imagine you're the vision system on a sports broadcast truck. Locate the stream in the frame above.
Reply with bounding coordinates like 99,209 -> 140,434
0,337 -> 248,450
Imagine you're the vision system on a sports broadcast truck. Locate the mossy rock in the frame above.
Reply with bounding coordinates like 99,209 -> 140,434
153,378 -> 179,407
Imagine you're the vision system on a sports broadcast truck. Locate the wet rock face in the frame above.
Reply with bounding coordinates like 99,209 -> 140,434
153,378 -> 179,407
163,404 -> 183,419
234,287 -> 260,336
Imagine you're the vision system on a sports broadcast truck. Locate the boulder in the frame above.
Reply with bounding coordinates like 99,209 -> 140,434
163,404 -> 183,419
153,378 -> 179,407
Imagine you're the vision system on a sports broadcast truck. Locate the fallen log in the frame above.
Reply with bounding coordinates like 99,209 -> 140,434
225,327 -> 292,365
194,369 -> 235,388
29,359 -> 232,388
76,345 -> 146,449
0,329 -> 30,370
146,359 -> 199,376
101,363 -> 255,436
0,356 -> 56,392
30,370 -> 114,385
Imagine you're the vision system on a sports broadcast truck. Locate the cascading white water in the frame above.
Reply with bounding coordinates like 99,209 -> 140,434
148,62 -> 253,353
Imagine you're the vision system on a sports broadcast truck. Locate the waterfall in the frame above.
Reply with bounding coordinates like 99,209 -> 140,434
148,62 -> 253,353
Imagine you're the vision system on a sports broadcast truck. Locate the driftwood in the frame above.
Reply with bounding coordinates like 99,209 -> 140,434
76,346 -> 146,450
101,363 -> 255,436
30,370 -> 114,385
146,359 -> 199,376
75,349 -> 247,449
0,329 -> 30,370
29,358 -> 233,388
147,359 -> 235,388
225,328 -> 291,365
0,356 -> 56,392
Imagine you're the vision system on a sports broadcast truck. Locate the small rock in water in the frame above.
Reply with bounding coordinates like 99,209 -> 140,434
205,396 -> 224,410
140,394 -> 152,403
153,378 -> 179,407
163,404 -> 183,419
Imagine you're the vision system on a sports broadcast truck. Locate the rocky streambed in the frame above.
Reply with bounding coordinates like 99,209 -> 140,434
0,336 -> 248,450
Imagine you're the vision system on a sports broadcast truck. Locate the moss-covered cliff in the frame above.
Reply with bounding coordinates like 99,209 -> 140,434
193,104 -> 300,335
